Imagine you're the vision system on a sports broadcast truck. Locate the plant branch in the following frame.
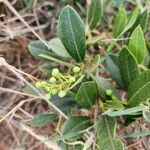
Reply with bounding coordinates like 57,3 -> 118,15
1,0 -> 50,49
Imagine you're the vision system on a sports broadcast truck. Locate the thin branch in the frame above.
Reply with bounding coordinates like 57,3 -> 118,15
0,98 -> 36,123
11,119 -> 61,150
1,0 -> 50,49
0,57 -> 68,119
0,87 -> 41,98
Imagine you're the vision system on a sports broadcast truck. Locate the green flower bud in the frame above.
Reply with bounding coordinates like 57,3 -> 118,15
112,95 -> 118,101
58,90 -> 67,98
52,68 -> 59,77
45,86 -> 51,91
69,77 -> 76,83
106,89 -> 113,96
52,88 -> 59,95
45,93 -> 51,100
49,77 -> 56,84
73,66 -> 80,73
41,81 -> 47,87
35,82 -> 41,88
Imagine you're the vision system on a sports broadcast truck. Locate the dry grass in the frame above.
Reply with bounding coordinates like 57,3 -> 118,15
0,0 -> 150,150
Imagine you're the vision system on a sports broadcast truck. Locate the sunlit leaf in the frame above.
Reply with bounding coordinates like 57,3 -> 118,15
97,116 -> 124,150
58,6 -> 86,62
119,47 -> 140,90
62,116 -> 91,141
128,70 -> 150,106
30,113 -> 57,127
88,0 -> 103,30
128,25 -> 147,63
75,81 -> 98,108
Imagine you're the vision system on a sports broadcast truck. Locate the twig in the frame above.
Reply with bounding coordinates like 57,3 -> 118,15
0,57 -> 68,119
33,0 -> 45,39
1,0 -> 50,49
0,87 -> 41,98
6,119 -> 21,147
0,13 -> 34,25
11,119 -> 61,150
0,98 -> 36,123
18,108 -> 33,118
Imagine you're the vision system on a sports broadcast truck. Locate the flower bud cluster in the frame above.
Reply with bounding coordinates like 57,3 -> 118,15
105,89 -> 118,101
35,66 -> 81,99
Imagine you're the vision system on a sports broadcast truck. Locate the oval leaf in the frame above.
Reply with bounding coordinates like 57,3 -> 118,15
93,76 -> 120,100
62,116 -> 91,141
39,63 -> 55,76
104,54 -> 123,86
106,6 -> 139,53
125,130 -> 150,138
30,113 -> 57,127
106,106 -> 145,117
119,47 -> 140,90
97,116 -> 124,150
75,81 -> 98,108
28,40 -> 55,60
48,38 -> 70,58
128,70 -> 150,106
58,5 -> 86,62
104,99 -> 124,111
88,0 -> 103,30
122,6 -> 139,34
114,0 -> 123,8
131,9 -> 149,32
113,8 -> 127,38
128,25 -> 147,63
51,93 -> 78,112
138,10 -> 149,31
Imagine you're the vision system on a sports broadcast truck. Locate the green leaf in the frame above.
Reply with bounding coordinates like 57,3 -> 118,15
106,106 -> 145,117
106,6 -> 139,53
114,0 -> 123,8
128,25 -> 147,63
138,10 -> 149,31
119,47 -> 140,90
122,6 -> 139,34
39,63 -> 54,76
27,40 -> 55,60
22,84 -> 38,96
39,54 -> 72,67
93,76 -> 120,100
88,0 -> 103,30
51,93 -> 78,112
104,99 -> 124,111
62,116 -> 91,141
75,81 -> 98,108
24,0 -> 33,7
105,54 -> 123,86
97,116 -> 124,150
50,127 -> 92,142
30,113 -> 57,127
124,130 -> 150,138
63,0 -> 73,3
58,5 -> 86,62
113,8 -> 127,38
132,9 -> 149,32
128,70 -> 150,106
48,38 -> 70,58
39,63 -> 66,76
